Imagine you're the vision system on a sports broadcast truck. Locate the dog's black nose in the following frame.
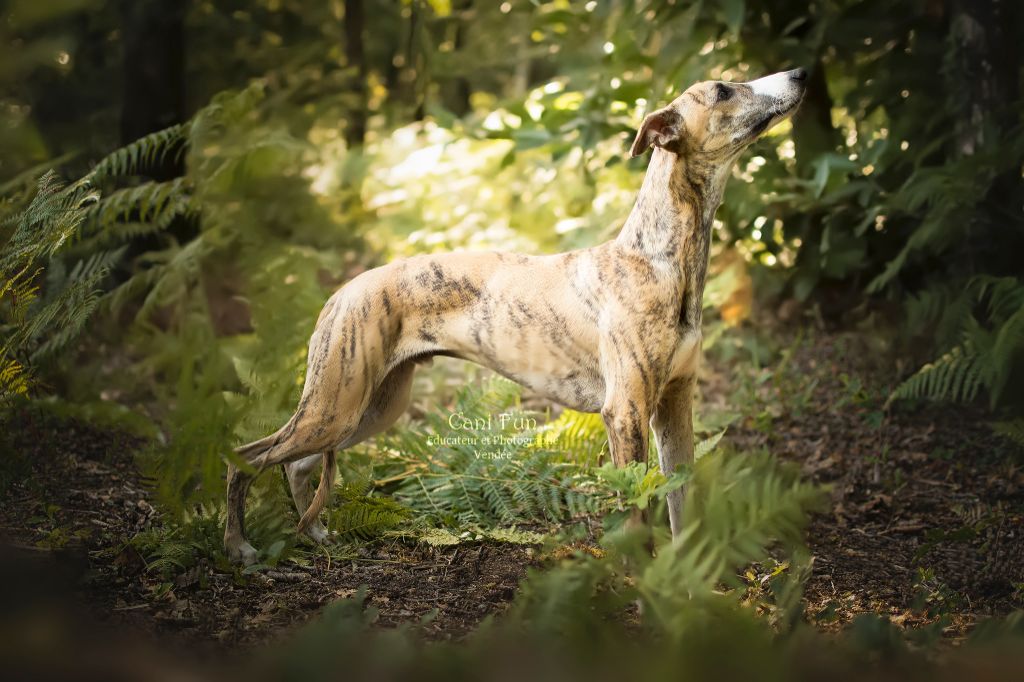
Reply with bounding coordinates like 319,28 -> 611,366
790,68 -> 808,81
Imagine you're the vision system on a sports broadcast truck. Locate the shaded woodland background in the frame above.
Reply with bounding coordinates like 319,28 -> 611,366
2,1 -> 1024,679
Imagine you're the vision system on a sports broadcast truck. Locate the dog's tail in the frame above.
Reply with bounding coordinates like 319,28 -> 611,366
296,450 -> 336,533
235,432 -> 280,461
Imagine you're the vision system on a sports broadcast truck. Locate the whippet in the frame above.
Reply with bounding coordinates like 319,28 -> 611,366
224,69 -> 807,564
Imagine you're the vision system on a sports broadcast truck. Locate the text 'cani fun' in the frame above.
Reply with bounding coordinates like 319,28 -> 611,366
447,412 -> 538,431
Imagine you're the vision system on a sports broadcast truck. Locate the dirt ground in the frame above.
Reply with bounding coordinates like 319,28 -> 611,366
1,329 -> 1021,648
0,414 -> 530,651
704,329 -> 1024,634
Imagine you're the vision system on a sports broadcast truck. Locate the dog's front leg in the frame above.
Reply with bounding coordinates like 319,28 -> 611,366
601,375 -> 653,532
601,393 -> 651,468
651,376 -> 696,537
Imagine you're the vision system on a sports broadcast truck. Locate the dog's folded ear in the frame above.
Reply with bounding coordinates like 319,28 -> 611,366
630,107 -> 683,157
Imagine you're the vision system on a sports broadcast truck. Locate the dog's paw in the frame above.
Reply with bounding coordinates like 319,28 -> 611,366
226,540 -> 259,566
303,523 -> 336,545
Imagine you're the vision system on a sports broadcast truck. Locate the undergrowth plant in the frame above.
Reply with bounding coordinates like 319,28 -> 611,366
325,478 -> 412,542
0,172 -> 103,403
364,378 -> 606,527
889,276 -> 1024,411
278,377 -> 608,557
251,445 -> 850,682
251,436 -> 1024,681
509,448 -> 823,637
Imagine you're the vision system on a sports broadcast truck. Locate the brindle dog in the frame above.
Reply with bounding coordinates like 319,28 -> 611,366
225,69 -> 807,564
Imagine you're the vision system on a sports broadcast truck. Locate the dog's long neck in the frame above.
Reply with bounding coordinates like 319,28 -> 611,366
616,147 -> 732,327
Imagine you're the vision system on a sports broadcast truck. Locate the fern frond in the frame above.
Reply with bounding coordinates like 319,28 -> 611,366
636,451 -> 823,630
991,419 -> 1024,450
0,352 -> 30,404
988,306 -> 1024,406
887,344 -> 983,407
0,172 -> 109,396
0,264 -> 42,323
131,513 -> 223,578
695,430 -> 726,460
539,409 -> 607,466
328,496 -> 410,541
100,235 -> 209,320
905,282 -> 973,350
13,248 -> 124,360
83,177 -> 192,237
2,171 -> 99,267
889,276 -> 1024,409
88,123 -> 187,182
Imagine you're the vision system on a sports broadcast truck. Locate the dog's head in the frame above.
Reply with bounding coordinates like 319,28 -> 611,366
630,68 -> 807,161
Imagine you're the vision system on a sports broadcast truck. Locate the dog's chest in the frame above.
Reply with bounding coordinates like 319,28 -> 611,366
667,326 -> 702,380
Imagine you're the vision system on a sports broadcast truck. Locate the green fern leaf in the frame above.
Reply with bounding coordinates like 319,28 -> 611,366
88,123 -> 187,182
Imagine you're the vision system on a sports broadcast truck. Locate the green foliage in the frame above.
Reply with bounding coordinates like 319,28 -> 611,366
890,277 -> 1024,409
538,409 -> 608,467
0,354 -> 28,400
0,82 -> 365,534
257,447 -> 847,682
254,438 -> 1024,678
327,481 -> 411,541
992,419 -> 1024,452
889,344 -> 983,406
87,124 -> 187,182
384,379 -> 604,526
596,460 -> 684,513
634,451 -> 823,628
0,171 -> 103,402
542,439 -> 821,636
865,127 -> 1024,295
695,428 -> 726,459
136,330 -> 240,520
131,513 -> 223,579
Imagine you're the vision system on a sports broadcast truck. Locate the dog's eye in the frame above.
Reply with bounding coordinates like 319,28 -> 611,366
715,84 -> 733,103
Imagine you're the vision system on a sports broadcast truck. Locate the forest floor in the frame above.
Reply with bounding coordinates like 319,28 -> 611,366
704,327 -> 1024,636
0,414 -> 530,653
1,327 -> 1022,651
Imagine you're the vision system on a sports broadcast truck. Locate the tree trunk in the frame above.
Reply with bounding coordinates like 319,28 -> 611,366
945,0 -> 1022,272
946,0 -> 1018,155
406,0 -> 426,121
344,0 -> 367,148
119,0 -> 185,179
791,56 -> 840,175
443,0 -> 473,117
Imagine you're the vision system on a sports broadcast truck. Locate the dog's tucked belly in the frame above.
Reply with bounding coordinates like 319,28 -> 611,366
460,346 -> 606,413
436,287 -> 606,413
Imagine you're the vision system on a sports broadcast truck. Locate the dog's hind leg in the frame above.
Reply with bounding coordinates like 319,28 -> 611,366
289,360 -> 417,537
283,455 -> 332,543
224,462 -> 259,565
224,359 -> 377,564
225,286 -> 412,564
223,429 -> 293,564
224,405 -> 364,564
225,359 -> 416,564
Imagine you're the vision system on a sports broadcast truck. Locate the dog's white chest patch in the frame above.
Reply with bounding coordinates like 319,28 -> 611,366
669,328 -> 702,379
